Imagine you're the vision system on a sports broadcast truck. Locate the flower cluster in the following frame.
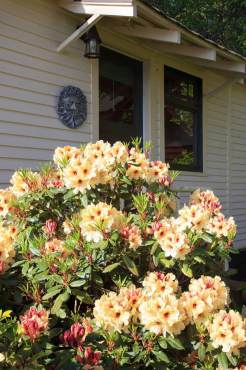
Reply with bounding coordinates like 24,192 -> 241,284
207,212 -> 237,238
10,168 -> 64,197
178,204 -> 210,232
179,275 -> 229,323
0,223 -> 16,273
93,285 -> 142,333
10,171 -> 42,197
154,218 -> 191,260
93,273 -> 234,340
19,307 -> 49,342
153,188 -> 236,260
208,310 -> 246,354
43,238 -> 67,256
53,141 -> 172,193
0,188 -> 16,217
120,224 -> 143,250
190,188 -> 221,214
79,202 -> 125,243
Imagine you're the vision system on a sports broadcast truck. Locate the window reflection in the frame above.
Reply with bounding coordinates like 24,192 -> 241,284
165,105 -> 195,167
99,47 -> 143,144
165,67 -> 202,171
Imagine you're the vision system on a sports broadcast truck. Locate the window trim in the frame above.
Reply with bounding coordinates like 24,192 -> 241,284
164,66 -> 203,172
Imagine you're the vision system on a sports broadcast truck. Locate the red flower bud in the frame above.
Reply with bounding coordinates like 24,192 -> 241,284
60,322 -> 86,348
44,219 -> 57,235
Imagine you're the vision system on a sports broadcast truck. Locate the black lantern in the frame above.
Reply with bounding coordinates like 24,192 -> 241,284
82,26 -> 101,59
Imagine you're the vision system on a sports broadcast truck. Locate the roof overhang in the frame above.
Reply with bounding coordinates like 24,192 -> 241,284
57,0 -> 246,82
59,0 -> 137,17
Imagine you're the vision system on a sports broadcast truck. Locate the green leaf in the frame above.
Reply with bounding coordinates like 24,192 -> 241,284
51,292 -> 70,314
42,287 -> 62,300
227,353 -> 238,367
71,289 -> 93,304
166,337 -> 184,350
217,352 -> 228,370
81,194 -> 88,208
29,245 -> 41,256
70,280 -> 86,287
200,233 -> 213,243
152,350 -> 170,363
159,257 -> 175,268
149,241 -> 158,255
181,262 -> 193,278
198,343 -> 206,361
103,262 -> 121,273
123,256 -> 139,276
158,337 -> 167,349
56,308 -> 67,319
133,342 -> 140,354
194,256 -> 206,264
94,240 -> 108,250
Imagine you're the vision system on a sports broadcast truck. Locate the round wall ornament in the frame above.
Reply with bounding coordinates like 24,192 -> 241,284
57,86 -> 87,129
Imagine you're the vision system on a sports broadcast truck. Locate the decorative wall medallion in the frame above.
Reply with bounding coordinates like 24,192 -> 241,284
57,86 -> 87,129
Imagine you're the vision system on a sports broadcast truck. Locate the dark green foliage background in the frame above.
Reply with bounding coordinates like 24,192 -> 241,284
145,0 -> 246,56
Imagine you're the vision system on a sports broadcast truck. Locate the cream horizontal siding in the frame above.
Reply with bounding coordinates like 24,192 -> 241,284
230,84 -> 246,248
0,0 -> 92,187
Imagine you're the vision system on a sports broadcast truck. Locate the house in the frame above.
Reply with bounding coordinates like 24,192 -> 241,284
0,0 -> 246,249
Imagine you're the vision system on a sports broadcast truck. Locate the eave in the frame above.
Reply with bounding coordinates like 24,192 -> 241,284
57,0 -> 246,82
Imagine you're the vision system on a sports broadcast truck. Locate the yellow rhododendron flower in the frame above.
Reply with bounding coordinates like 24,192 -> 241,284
93,285 -> 142,333
190,188 -> 221,214
0,188 -> 16,217
206,212 -> 237,238
139,292 -> 187,336
208,310 -> 246,354
53,146 -> 82,167
142,272 -> 179,296
154,218 -> 191,259
0,223 -> 16,273
179,276 -> 230,323
80,202 -> 125,242
178,204 -> 210,232
10,171 -> 42,197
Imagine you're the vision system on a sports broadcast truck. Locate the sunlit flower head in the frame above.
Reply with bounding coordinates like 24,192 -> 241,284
208,310 -> 246,354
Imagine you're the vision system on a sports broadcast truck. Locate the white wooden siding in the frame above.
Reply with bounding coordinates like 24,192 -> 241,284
230,84 -> 246,248
0,0 -> 92,187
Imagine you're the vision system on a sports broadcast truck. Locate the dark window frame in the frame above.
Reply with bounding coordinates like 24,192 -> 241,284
164,66 -> 203,172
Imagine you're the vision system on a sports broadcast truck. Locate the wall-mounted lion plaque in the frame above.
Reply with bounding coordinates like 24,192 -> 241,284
57,86 -> 87,129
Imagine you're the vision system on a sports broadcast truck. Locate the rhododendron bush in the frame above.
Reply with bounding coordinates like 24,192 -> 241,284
0,139 -> 245,370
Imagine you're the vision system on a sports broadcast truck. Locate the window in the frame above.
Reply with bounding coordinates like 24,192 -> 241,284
99,47 -> 143,144
164,66 -> 203,171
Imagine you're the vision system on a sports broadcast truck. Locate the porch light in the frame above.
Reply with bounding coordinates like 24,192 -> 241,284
82,26 -> 101,59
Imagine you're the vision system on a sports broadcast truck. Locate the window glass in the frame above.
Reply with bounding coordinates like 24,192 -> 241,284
99,48 -> 143,144
165,67 -> 203,171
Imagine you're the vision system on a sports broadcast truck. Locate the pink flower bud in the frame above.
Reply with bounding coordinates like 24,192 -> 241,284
159,175 -> 172,187
44,219 -> 57,235
60,322 -> 87,348
120,226 -> 130,239
156,272 -> 166,281
19,307 -> 48,342
51,180 -> 64,188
